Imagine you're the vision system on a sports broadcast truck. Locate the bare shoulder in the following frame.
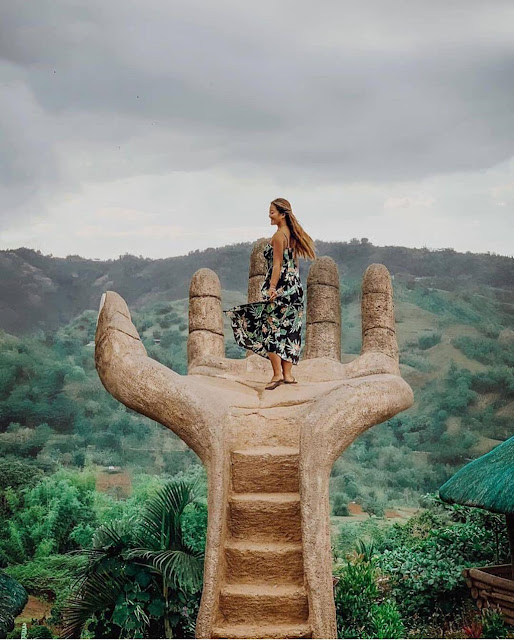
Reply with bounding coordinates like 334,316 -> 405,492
271,231 -> 286,247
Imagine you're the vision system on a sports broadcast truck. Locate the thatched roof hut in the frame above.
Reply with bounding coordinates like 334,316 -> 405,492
439,436 -> 514,579
439,436 -> 514,515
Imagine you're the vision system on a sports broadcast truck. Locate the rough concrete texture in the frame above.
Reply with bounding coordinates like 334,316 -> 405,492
361,264 -> 397,359
95,243 -> 414,639
248,238 -> 269,294
303,256 -> 341,361
187,269 -> 225,366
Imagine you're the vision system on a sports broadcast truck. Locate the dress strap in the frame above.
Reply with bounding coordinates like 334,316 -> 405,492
280,229 -> 289,249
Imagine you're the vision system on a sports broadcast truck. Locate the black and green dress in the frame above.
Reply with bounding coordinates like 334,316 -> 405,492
223,233 -> 304,364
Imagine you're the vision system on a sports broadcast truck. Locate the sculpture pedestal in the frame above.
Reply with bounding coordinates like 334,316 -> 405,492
95,257 -> 414,639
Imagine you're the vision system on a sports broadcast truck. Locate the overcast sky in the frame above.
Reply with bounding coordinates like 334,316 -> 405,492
1,0 -> 513,260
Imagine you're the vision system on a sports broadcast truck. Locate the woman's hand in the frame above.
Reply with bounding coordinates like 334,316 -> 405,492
268,287 -> 278,301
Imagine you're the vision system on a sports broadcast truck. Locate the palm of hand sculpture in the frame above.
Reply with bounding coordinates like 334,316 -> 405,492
95,238 -> 414,639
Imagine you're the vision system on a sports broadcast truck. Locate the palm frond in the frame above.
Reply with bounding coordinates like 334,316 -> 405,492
66,519 -> 133,583
136,479 -> 200,550
91,518 -> 134,549
59,480 -> 204,639
126,548 -> 204,593
59,570 -> 127,639
354,539 -> 375,563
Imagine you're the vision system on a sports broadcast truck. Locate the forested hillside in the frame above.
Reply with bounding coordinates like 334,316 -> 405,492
2,240 -> 513,638
1,239 -> 513,510
1,239 -> 513,335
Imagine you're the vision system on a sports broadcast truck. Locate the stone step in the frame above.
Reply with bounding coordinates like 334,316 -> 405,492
231,447 -> 299,493
228,415 -> 300,449
228,493 -> 301,542
218,584 -> 309,625
224,538 -> 304,585
211,622 -> 312,638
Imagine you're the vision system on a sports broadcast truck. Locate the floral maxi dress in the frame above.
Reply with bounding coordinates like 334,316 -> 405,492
223,234 -> 305,364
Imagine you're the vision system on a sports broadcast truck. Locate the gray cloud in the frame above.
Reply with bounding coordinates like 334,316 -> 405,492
0,0 -> 513,253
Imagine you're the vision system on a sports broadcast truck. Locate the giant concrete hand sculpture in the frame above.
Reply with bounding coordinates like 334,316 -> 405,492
95,238 -> 414,639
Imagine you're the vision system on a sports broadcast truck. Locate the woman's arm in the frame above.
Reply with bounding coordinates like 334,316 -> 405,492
270,233 -> 285,289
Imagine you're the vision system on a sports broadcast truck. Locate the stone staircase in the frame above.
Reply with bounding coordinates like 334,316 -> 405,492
212,419 -> 311,639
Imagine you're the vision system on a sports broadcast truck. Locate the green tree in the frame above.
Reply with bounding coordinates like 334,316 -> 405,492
60,479 -> 205,639
0,469 -> 96,564
332,493 -> 350,517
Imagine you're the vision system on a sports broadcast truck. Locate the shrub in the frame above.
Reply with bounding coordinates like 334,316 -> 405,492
155,304 -> 173,315
360,490 -> 386,518
0,424 -> 54,459
481,605 -> 508,639
471,366 -> 514,397
334,557 -> 405,639
336,519 -> 382,560
370,599 -> 405,639
436,364 -> 477,414
332,493 -> 350,517
26,625 -> 54,639
4,554 -> 86,599
399,353 -> 433,372
454,336 -> 514,367
478,322 -> 501,339
160,329 -> 180,349
340,280 -> 360,304
162,449 -> 199,476
334,558 -> 378,637
418,332 -> 442,350
158,317 -> 172,329
435,431 -> 479,465
374,499 -> 510,624
181,501 -> 208,554
0,459 -> 44,493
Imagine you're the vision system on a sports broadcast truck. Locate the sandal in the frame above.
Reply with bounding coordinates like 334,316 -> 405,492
265,379 -> 284,390
283,377 -> 298,384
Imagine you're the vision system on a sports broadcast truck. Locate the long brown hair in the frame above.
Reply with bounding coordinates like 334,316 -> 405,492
271,197 -> 316,261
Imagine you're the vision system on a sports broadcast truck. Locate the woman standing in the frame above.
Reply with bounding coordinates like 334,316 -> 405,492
223,198 -> 316,390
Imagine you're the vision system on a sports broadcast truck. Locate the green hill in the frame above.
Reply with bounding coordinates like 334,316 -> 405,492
1,240 -> 513,335
0,240 -> 513,510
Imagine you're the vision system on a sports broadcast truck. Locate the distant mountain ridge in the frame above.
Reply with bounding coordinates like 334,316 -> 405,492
1,240 -> 513,336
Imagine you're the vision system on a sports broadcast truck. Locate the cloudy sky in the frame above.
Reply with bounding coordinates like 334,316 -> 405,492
1,0 -> 513,260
